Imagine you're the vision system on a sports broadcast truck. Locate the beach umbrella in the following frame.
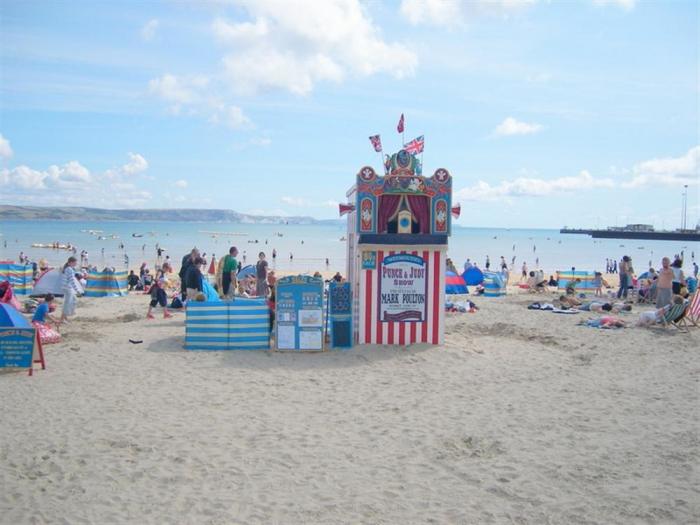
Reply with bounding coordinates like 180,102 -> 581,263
0,302 -> 30,328
237,264 -> 256,280
445,271 -> 468,294
637,271 -> 650,280
462,266 -> 484,286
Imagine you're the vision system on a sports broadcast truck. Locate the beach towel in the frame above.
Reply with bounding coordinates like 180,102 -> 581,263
201,278 -> 221,302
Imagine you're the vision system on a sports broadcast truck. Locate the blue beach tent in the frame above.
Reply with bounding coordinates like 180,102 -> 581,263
462,266 -> 484,286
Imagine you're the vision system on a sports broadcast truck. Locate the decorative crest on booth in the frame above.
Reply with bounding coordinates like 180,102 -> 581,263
350,149 -> 453,236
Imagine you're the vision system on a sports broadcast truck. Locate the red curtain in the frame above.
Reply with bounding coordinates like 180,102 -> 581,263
377,195 -> 402,233
406,195 -> 430,234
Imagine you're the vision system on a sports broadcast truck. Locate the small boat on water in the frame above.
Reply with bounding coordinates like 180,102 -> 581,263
198,231 -> 248,236
32,243 -> 71,250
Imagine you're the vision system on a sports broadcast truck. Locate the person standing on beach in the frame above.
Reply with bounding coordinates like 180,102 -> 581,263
272,249 -> 277,261
521,262 -> 528,282
617,255 -> 631,299
221,246 -> 239,299
60,256 -> 81,324
185,257 -> 205,301
179,248 -> 199,300
656,257 -> 674,308
256,252 -> 269,297
500,256 -> 507,271
485,256 -> 490,270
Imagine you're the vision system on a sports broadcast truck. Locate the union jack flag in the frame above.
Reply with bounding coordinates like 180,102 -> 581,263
404,135 -> 424,154
369,134 -> 382,152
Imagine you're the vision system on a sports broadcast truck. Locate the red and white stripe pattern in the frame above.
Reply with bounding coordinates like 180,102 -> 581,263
358,248 -> 446,345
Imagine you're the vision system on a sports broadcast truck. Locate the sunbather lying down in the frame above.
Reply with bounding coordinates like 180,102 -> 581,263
636,295 -> 684,326
582,316 -> 627,328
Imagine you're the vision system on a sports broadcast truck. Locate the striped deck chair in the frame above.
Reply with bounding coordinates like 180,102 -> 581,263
687,291 -> 700,328
659,301 -> 690,332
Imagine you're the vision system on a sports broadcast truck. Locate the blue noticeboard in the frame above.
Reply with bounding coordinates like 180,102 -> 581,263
0,328 -> 35,368
329,281 -> 353,349
276,275 -> 324,351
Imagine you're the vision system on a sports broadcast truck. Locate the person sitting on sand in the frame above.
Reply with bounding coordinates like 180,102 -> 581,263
147,278 -> 173,320
32,294 -> 61,344
235,282 -> 250,298
559,294 -> 582,308
637,295 -> 684,326
565,278 -> 581,296
127,270 -> 139,291
547,275 -> 558,287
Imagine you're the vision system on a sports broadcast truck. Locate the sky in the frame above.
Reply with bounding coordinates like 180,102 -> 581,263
0,0 -> 698,229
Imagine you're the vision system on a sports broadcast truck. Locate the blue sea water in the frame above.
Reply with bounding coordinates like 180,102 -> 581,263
0,220 -> 696,275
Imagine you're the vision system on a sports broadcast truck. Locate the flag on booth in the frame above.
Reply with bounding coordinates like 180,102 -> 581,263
404,135 -> 424,154
369,134 -> 382,152
451,203 -> 461,218
397,113 -> 405,133
339,203 -> 355,216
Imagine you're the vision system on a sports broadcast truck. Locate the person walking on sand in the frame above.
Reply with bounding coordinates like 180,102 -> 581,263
147,278 -> 173,319
60,256 -> 81,324
485,256 -> 490,270
521,262 -> 528,282
256,252 -> 269,297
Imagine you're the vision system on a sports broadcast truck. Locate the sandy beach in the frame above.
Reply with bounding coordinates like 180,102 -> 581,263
1,289 -> 698,525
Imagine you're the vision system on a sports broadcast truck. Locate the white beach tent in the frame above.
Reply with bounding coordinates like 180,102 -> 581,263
32,269 -> 84,297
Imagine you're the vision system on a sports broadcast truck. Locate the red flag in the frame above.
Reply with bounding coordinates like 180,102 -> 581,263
339,203 -> 355,216
397,113 -> 405,133
369,134 -> 382,152
451,204 -> 461,219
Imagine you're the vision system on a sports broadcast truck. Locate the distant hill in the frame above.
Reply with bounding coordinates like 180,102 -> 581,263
0,205 -> 341,225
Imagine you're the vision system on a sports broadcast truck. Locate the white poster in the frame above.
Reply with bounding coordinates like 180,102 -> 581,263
298,309 -> 323,327
378,253 -> 427,322
299,330 -> 323,350
277,325 -> 295,350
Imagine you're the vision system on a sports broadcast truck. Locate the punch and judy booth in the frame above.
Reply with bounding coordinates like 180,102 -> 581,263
343,150 -> 454,345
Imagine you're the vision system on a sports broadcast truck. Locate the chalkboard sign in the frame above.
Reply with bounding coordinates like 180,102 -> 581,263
276,275 -> 324,351
329,281 -> 353,349
0,328 -> 36,369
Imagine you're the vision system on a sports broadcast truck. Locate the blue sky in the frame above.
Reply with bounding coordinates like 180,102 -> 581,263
0,0 -> 697,228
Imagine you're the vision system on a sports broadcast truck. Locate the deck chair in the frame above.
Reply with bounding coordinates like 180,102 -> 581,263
686,291 -> 700,328
659,301 -> 690,332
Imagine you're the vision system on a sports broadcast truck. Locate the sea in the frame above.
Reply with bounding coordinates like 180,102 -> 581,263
0,220 -> 696,276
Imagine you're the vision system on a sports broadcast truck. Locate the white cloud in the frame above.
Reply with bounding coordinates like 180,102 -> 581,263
623,146 -> 699,188
592,0 -> 636,10
281,196 -> 308,207
455,170 -> 614,201
400,0 -> 536,27
174,179 -> 188,188
122,152 -> 148,175
0,153 -> 153,207
0,134 -> 13,159
149,74 -> 251,129
209,104 -> 251,129
141,19 -> 160,41
148,74 -> 200,105
494,117 -> 543,136
213,0 -> 417,95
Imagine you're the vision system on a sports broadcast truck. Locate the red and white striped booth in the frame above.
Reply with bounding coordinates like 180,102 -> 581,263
341,148 -> 454,346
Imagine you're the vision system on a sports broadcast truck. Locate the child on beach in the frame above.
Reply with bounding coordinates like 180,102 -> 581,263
147,278 -> 173,319
565,278 -> 581,296
32,294 -> 61,344
593,272 -> 604,296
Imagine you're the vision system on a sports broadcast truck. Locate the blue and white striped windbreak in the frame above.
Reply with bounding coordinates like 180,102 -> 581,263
185,298 -> 270,351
